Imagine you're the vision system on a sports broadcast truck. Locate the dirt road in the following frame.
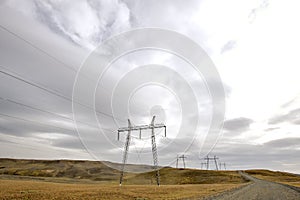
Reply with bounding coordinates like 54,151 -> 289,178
207,172 -> 300,200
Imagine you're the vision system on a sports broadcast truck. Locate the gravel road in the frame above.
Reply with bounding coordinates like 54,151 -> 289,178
206,172 -> 300,200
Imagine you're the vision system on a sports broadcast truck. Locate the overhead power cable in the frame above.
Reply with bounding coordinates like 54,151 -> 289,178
0,68 -> 125,123
0,97 -> 115,132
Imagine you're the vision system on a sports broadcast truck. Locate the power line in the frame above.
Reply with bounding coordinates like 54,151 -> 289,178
0,67 -> 125,122
0,112 -> 115,136
0,24 -> 77,73
0,67 -> 69,101
0,24 -> 126,123
0,113 -> 72,133
0,97 -> 115,132
0,112 -> 117,158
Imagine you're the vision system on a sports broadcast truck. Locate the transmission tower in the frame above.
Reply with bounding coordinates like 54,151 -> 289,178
176,155 -> 187,169
204,155 -> 219,170
117,116 -> 166,186
219,162 -> 226,170
200,162 -> 207,169
214,155 -> 219,170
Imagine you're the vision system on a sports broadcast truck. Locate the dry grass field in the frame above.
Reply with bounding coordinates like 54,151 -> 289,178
0,159 -> 247,185
4,160 -> 300,199
125,168 -> 245,185
0,179 -> 244,200
0,159 -> 250,199
246,169 -> 300,188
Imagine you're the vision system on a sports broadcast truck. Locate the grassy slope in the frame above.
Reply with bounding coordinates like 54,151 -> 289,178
246,169 -> 300,188
0,159 -> 120,182
124,168 -> 246,185
0,179 -> 244,200
0,158 -> 247,185
0,159 -> 250,199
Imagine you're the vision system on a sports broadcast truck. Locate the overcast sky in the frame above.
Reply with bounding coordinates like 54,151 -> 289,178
0,0 -> 300,173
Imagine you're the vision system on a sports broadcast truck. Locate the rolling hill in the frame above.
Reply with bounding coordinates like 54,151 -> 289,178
0,158 -> 247,185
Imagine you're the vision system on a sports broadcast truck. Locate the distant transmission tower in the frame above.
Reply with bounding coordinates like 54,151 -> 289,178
176,155 -> 187,169
200,162 -> 207,169
117,116 -> 166,186
204,155 -> 219,170
219,162 -> 226,170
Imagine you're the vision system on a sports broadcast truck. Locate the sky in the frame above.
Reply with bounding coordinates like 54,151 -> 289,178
0,0 -> 300,173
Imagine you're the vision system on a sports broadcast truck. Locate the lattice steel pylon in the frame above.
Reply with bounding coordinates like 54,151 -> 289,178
117,116 -> 166,186
150,116 -> 160,186
119,119 -> 132,186
204,155 -> 219,170
200,162 -> 207,169
219,162 -> 226,170
176,155 -> 187,169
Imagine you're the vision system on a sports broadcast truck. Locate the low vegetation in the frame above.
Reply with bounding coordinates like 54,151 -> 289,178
0,179 -> 244,200
5,160 -> 300,199
0,159 -> 247,185
125,168 -> 245,185
0,159 -> 250,199
246,169 -> 300,188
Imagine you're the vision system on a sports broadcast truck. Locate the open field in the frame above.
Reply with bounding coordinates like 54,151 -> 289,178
0,159 -> 249,199
0,179 -> 244,200
1,159 -> 300,199
246,169 -> 300,188
0,159 -> 247,185
125,168 -> 245,185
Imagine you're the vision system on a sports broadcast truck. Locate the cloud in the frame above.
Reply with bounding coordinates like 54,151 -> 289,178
248,0 -> 269,23
264,137 -> 300,149
264,127 -> 280,132
33,0 -> 132,49
221,40 -> 237,54
268,108 -> 300,125
223,117 -> 253,131
211,140 -> 300,173
1,0 -> 300,174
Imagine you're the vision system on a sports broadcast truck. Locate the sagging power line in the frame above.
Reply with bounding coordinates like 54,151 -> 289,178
0,68 -> 125,123
0,97 -> 114,132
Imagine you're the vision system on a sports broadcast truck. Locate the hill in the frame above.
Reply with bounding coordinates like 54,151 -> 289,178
0,158 -> 247,185
125,168 -> 245,185
246,169 -> 300,188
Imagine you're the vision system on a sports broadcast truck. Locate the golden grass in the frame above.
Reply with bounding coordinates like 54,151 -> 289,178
0,159 -> 249,199
0,179 -> 244,200
246,169 -> 300,188
0,159 -> 248,185
125,168 -> 245,185
280,182 -> 300,188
